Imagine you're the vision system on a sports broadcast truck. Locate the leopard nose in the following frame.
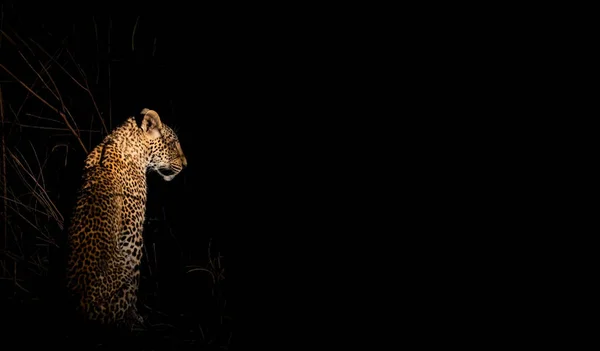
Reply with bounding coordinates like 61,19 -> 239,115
181,156 -> 187,168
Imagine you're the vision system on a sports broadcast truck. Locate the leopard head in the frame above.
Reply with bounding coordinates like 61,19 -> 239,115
141,108 -> 187,181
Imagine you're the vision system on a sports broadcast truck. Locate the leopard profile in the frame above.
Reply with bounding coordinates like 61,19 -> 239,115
66,108 -> 187,328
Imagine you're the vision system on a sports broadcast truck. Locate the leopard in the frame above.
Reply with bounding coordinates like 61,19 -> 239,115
65,108 -> 187,329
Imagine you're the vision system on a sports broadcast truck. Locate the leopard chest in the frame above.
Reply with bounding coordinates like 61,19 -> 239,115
118,171 -> 148,268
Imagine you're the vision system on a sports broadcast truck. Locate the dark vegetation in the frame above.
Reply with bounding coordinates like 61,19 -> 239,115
0,9 -> 233,349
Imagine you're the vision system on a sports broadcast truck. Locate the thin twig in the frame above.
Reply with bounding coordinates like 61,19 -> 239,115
8,148 -> 64,226
0,86 -> 6,276
0,5 -> 3,49
93,16 -> 99,84
65,49 -> 107,135
3,202 -> 45,237
50,144 -> 69,168
0,193 -> 59,218
17,51 -> 61,102
132,16 -> 140,51
0,63 -> 88,153
108,16 -> 112,129
9,29 -> 34,55
28,140 -> 46,190
153,242 -> 157,272
2,121 -> 101,132
29,39 -> 87,91
29,39 -> 108,137
143,242 -> 153,277
24,113 -> 64,124
39,54 -> 80,130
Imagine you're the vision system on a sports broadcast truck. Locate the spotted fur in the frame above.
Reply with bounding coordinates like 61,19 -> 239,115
66,108 -> 187,328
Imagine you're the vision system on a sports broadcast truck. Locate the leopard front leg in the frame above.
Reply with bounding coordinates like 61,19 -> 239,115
110,278 -> 144,329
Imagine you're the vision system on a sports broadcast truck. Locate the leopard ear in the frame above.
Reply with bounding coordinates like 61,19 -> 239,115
140,108 -> 162,139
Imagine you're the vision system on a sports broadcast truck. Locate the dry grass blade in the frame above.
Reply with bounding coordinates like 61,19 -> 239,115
1,86 -> 7,275
3,201 -> 47,237
27,141 -> 46,190
3,121 -> 100,133
186,267 -> 216,283
0,63 -> 88,154
7,148 -> 64,228
132,16 -> 140,51
38,55 -> 82,131
17,50 -> 61,102
0,193 -> 58,219
186,238 -> 226,284
29,38 -> 88,91
25,112 -> 65,124
65,49 -> 107,135
35,231 -> 56,247
9,32 -> 84,134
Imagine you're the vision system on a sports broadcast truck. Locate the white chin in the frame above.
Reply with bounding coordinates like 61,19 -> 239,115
156,169 -> 175,181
